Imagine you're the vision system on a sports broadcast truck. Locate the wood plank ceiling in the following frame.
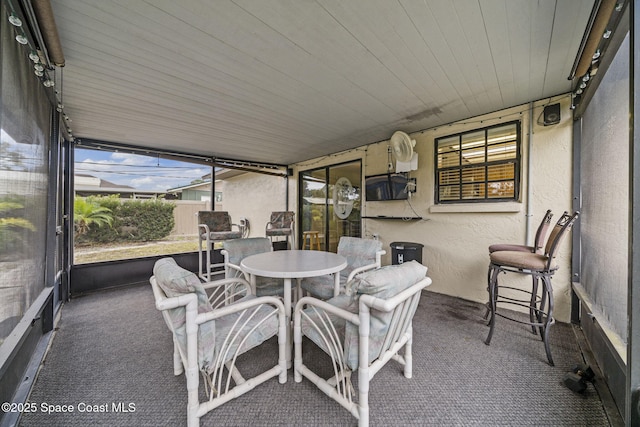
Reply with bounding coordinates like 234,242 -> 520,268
49,0 -> 594,165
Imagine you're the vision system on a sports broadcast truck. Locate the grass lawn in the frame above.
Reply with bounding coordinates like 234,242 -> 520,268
74,238 -> 199,264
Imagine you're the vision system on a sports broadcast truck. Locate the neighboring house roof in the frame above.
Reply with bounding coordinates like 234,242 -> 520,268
202,168 -> 245,181
166,180 -> 212,193
168,168 -> 243,193
75,174 -> 165,196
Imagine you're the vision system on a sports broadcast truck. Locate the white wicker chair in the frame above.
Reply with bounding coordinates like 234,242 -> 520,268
293,261 -> 432,427
300,236 -> 386,300
150,258 -> 287,427
221,237 -> 292,297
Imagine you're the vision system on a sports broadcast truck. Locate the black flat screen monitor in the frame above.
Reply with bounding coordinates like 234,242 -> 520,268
365,173 -> 409,201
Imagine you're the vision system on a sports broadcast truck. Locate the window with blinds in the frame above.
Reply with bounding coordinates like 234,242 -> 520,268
435,121 -> 521,203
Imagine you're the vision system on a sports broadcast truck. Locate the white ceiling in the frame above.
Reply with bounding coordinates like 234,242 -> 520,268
50,0 -> 594,165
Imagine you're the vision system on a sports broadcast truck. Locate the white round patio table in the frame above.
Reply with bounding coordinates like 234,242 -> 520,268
241,250 -> 347,367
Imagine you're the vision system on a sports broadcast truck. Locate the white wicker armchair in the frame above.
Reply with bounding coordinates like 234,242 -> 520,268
293,261 -> 431,427
150,258 -> 287,427
221,237 -> 292,297
300,236 -> 386,300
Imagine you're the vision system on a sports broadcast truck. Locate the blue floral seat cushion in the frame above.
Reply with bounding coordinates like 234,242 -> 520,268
153,258 -> 217,372
265,212 -> 294,237
299,275 -> 338,300
198,211 -> 242,240
338,236 -> 383,279
301,261 -> 427,370
265,228 -> 292,237
204,230 -> 243,240
300,237 -> 383,299
223,238 -> 291,296
224,238 -> 272,264
213,302 -> 279,364
153,258 -> 278,373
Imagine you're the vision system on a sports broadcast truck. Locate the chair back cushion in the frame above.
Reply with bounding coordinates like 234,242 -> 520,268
299,275 -> 337,300
269,211 -> 294,227
338,237 -> 383,279
345,260 -> 427,299
198,211 -> 232,232
266,211 -> 294,237
544,211 -> 580,261
223,238 -> 286,296
153,258 -> 217,372
533,209 -> 554,253
302,261 -> 428,370
223,237 -> 272,265
345,261 -> 427,369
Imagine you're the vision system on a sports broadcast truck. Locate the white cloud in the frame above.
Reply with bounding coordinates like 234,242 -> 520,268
111,152 -> 154,165
75,148 -> 210,191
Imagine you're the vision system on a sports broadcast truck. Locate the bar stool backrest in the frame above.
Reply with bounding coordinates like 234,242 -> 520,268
543,211 -> 580,269
533,209 -> 554,254
198,211 -> 233,232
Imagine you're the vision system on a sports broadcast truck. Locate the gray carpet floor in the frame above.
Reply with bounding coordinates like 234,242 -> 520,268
20,284 -> 613,426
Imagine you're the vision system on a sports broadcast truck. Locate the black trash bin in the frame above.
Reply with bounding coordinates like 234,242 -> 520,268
390,242 -> 424,265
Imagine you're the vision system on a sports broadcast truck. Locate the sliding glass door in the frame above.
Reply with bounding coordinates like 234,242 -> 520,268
299,160 -> 361,252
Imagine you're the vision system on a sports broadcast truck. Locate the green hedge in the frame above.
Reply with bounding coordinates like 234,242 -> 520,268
78,196 -> 175,244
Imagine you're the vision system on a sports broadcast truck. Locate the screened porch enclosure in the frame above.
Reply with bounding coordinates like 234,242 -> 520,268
1,0 -> 639,426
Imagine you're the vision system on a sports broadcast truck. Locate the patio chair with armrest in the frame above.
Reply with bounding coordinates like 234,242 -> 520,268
221,237 -> 293,297
150,257 -> 287,427
265,211 -> 295,249
294,261 -> 432,427
198,211 -> 243,281
300,236 -> 385,300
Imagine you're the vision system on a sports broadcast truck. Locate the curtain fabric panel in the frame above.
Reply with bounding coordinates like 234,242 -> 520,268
580,33 -> 630,345
0,0 -> 52,344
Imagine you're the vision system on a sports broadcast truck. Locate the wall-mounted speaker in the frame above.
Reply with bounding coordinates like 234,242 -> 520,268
543,103 -> 561,126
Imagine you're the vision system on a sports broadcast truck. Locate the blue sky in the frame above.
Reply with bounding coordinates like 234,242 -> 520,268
74,148 -> 210,192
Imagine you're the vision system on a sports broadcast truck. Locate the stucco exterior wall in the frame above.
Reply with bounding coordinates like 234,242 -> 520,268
291,96 -> 575,322
221,173 -> 292,241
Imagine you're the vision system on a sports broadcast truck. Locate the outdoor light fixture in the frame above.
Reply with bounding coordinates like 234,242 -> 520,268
8,14 -> 22,26
569,0 -> 627,110
7,0 -> 75,136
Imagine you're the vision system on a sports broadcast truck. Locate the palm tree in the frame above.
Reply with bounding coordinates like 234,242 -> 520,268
0,201 -> 36,253
74,197 -> 113,237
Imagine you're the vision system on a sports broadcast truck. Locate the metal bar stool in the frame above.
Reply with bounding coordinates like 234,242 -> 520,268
484,209 -> 554,320
197,211 -> 243,281
485,211 -> 579,365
